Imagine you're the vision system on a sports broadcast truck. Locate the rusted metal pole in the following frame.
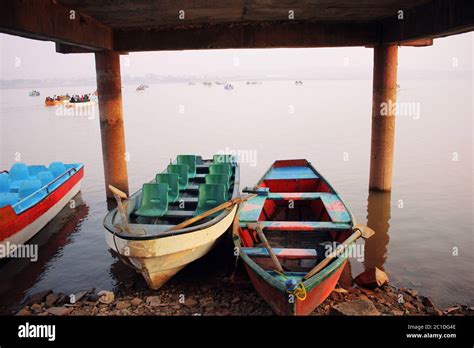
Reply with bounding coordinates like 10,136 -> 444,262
369,44 -> 398,191
95,51 -> 129,198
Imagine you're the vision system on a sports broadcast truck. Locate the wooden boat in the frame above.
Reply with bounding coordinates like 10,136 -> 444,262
0,162 -> 84,258
29,90 -> 40,97
103,155 -> 240,289
233,159 -> 356,315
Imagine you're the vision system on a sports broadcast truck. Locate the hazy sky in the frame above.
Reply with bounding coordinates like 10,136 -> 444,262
0,32 -> 472,80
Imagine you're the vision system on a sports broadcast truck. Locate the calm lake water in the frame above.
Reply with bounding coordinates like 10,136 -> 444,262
0,79 -> 472,312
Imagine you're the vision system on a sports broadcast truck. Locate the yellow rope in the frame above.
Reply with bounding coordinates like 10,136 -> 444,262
274,270 -> 307,301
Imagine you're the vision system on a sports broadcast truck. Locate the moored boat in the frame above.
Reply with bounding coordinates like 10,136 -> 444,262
233,159 -> 359,315
0,162 -> 84,258
103,154 -> 241,289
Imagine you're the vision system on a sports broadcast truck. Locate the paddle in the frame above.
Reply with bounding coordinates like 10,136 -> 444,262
302,224 -> 375,281
247,222 -> 284,274
165,194 -> 256,232
108,185 -> 131,234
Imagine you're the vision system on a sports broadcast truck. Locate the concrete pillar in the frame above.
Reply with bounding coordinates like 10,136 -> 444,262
369,45 -> 398,191
95,51 -> 129,198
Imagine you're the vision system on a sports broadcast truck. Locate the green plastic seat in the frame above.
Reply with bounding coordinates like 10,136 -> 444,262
155,173 -> 179,203
177,155 -> 197,179
167,164 -> 189,190
209,163 -> 232,185
213,154 -> 234,165
135,183 -> 169,218
194,184 -> 226,217
205,174 -> 229,200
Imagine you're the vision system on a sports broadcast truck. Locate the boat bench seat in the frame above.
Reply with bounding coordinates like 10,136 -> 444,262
241,247 -> 318,259
254,221 -> 352,231
162,210 -> 195,218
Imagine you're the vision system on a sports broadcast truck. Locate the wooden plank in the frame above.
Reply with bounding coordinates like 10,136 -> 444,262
0,0 -> 112,50
257,221 -> 352,231
242,247 -> 318,259
381,0 -> 474,44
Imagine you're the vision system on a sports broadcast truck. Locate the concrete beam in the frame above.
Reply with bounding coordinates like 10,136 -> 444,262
382,0 -> 474,44
0,0 -> 113,51
114,21 -> 380,51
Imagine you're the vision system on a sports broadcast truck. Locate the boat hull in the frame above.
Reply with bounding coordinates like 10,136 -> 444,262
0,167 -> 84,258
105,204 -> 237,289
244,260 -> 347,315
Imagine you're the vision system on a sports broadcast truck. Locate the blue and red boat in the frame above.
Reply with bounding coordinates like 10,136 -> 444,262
233,159 -> 355,315
0,162 -> 84,257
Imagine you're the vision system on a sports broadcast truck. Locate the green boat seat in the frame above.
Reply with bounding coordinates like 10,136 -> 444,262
205,174 -> 229,200
213,154 -> 235,165
209,163 -> 232,185
167,164 -> 188,190
135,183 -> 169,218
194,183 -> 226,217
155,173 -> 179,203
177,155 -> 197,179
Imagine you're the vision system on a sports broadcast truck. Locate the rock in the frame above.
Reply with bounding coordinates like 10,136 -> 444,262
403,301 -> 416,311
55,293 -> 69,306
46,307 -> 73,316
331,299 -> 380,316
30,303 -> 43,314
116,301 -> 131,310
87,293 -> 101,302
98,291 -> 115,304
420,296 -> 436,308
231,297 -> 240,304
354,267 -> 389,288
131,298 -> 143,306
445,306 -> 461,314
15,307 -> 31,316
184,298 -> 198,307
405,289 -> 418,297
146,296 -> 161,307
45,293 -> 59,307
73,290 -> 88,303
426,307 -> 443,316
27,290 -> 52,305
333,288 -> 349,294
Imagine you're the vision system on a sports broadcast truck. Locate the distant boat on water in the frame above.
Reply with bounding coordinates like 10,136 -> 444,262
224,83 -> 234,90
295,80 -> 303,85
203,82 -> 212,87
29,90 -> 40,97
136,84 -> 149,91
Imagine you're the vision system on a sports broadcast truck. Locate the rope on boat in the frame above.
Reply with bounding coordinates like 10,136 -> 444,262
275,270 -> 307,301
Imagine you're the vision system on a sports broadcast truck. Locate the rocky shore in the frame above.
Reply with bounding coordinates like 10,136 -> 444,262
13,266 -> 473,317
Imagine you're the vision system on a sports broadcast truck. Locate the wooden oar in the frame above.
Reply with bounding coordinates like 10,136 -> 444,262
165,194 -> 256,232
248,222 -> 284,274
303,224 -> 375,281
109,185 -> 131,234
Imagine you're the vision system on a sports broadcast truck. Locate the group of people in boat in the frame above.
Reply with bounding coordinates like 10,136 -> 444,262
69,94 -> 92,103
45,94 -> 69,102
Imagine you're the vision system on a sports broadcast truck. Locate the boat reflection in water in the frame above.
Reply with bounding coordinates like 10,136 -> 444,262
0,193 -> 89,314
339,190 -> 391,286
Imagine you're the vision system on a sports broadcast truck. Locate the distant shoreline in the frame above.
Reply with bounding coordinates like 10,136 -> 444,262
1,70 -> 471,89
